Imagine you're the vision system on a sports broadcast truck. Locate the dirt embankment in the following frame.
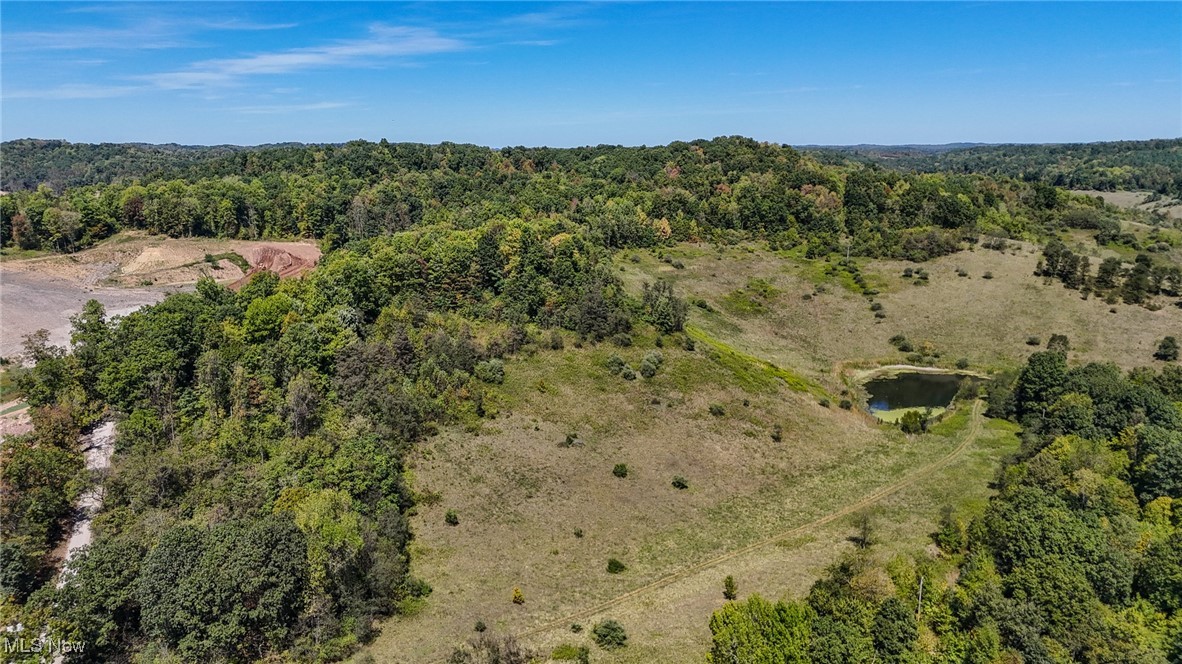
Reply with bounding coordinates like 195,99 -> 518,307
0,234 -> 321,360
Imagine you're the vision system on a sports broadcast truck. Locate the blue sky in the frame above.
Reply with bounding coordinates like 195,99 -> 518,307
2,2 -> 1179,146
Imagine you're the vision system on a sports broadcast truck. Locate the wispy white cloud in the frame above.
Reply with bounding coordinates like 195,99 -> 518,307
139,24 -> 465,90
232,101 -> 351,114
4,83 -> 143,100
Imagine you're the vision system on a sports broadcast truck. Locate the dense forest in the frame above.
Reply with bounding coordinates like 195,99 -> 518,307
810,139 -> 1182,197
0,137 -> 1144,260
707,351 -> 1182,663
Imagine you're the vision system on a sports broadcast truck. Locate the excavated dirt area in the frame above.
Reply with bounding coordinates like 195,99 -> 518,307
0,233 -> 320,359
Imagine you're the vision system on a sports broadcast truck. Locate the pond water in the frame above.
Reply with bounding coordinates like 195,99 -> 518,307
864,371 -> 966,412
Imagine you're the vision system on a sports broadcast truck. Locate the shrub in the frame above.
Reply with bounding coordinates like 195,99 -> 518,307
573,528 -> 584,538
672,476 -> 689,490
639,361 -> 657,379
548,330 -> 565,350
474,620 -> 487,633
874,311 -> 886,319
671,260 -> 685,270
723,575 -> 737,600
771,424 -> 783,442
1156,336 -> 1180,361
643,350 -> 664,367
512,587 -> 525,604
982,271 -> 994,279
870,302 -> 884,312
606,558 -> 627,574
621,366 -> 637,380
474,359 -> 505,384
612,463 -> 629,478
956,357 -> 970,369
900,410 -> 924,434
1026,336 -> 1042,346
709,404 -> 725,417
605,355 -> 625,375
903,267 -> 914,277
592,619 -> 628,649
445,510 -> 459,526
683,337 -> 696,351
819,398 -> 831,408
611,333 -> 633,347
839,399 -> 853,410
570,623 -> 583,633
898,340 -> 915,353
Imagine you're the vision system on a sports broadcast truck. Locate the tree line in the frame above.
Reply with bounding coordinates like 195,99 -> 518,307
0,137 -> 1132,261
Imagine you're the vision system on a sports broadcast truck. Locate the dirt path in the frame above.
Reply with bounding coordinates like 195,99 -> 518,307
55,420 -> 116,587
509,400 -> 985,647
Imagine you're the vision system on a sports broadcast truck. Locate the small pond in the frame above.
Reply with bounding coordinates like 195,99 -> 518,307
864,371 -> 967,413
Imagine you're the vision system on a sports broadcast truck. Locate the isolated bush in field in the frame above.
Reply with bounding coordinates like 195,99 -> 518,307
889,334 -> 907,346
606,558 -> 627,574
771,424 -> 783,442
605,355 -> 625,375
474,359 -> 505,384
643,350 -> 664,367
474,620 -> 487,633
683,337 -> 696,351
672,476 -> 689,490
512,587 -> 525,604
723,575 -> 738,600
870,302 -> 884,312
592,620 -> 628,649
1047,334 -> 1070,353
611,333 -> 633,347
982,271 -> 994,279
956,357 -> 970,369
1026,336 -> 1042,346
819,398 -> 831,408
1155,336 -> 1179,361
445,510 -> 459,526
639,359 -> 658,379
570,623 -> 583,633
573,528 -> 584,538
612,463 -> 629,478
874,311 -> 886,319
548,330 -> 564,350
709,404 -> 725,417
621,366 -> 637,381
839,399 -> 853,410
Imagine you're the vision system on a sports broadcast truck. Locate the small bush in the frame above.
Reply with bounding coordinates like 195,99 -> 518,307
874,311 -> 886,319
1025,336 -> 1041,346
445,510 -> 459,526
839,399 -> 853,410
643,350 -> 664,367
571,623 -> 583,633
709,404 -> 725,417
723,575 -> 738,600
573,528 -> 584,538
898,340 -> 915,353
672,476 -> 689,490
683,337 -> 696,351
611,333 -> 633,347
870,302 -> 884,312
612,463 -> 629,478
982,271 -> 994,279
605,355 -> 625,375
903,267 -> 914,278
639,361 -> 657,379
512,587 -> 525,604
771,424 -> 783,442
474,359 -> 505,384
671,260 -> 685,269
592,619 -> 628,650
621,366 -> 637,380
606,558 -> 627,574
474,620 -> 487,633
548,330 -> 565,350
956,357 -> 970,369
819,398 -> 831,408
956,268 -> 969,277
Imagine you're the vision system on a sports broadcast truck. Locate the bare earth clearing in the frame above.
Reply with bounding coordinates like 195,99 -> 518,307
0,233 -> 320,359
1073,188 -> 1182,221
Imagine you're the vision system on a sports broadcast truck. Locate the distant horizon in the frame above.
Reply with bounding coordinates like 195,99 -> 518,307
4,136 -> 1180,151
3,2 -> 1179,146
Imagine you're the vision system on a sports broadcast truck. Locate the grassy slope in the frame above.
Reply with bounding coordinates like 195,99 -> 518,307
360,242 -> 1177,663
